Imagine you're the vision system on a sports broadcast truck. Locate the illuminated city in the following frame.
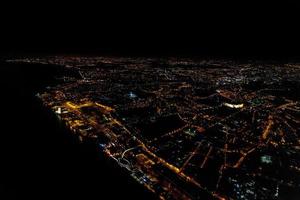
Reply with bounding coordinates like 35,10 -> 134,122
7,56 -> 300,200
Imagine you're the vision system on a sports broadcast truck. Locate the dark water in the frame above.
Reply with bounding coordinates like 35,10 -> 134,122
0,61 -> 155,200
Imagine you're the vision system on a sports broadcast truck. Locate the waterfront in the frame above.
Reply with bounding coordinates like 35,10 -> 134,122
0,61 -> 154,200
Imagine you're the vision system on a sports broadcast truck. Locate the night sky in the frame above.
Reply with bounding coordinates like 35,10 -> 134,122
1,2 -> 300,58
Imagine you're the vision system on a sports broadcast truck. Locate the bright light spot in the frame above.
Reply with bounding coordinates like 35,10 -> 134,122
261,155 -> 272,164
224,103 -> 244,109
128,91 -> 137,98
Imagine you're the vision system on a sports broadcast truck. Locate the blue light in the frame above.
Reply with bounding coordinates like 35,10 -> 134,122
128,91 -> 137,98
99,143 -> 106,149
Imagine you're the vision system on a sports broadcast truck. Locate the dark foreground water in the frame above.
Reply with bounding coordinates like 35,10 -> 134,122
0,61 -> 155,200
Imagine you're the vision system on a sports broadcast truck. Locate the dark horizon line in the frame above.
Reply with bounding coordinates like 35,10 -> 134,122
2,49 -> 300,62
